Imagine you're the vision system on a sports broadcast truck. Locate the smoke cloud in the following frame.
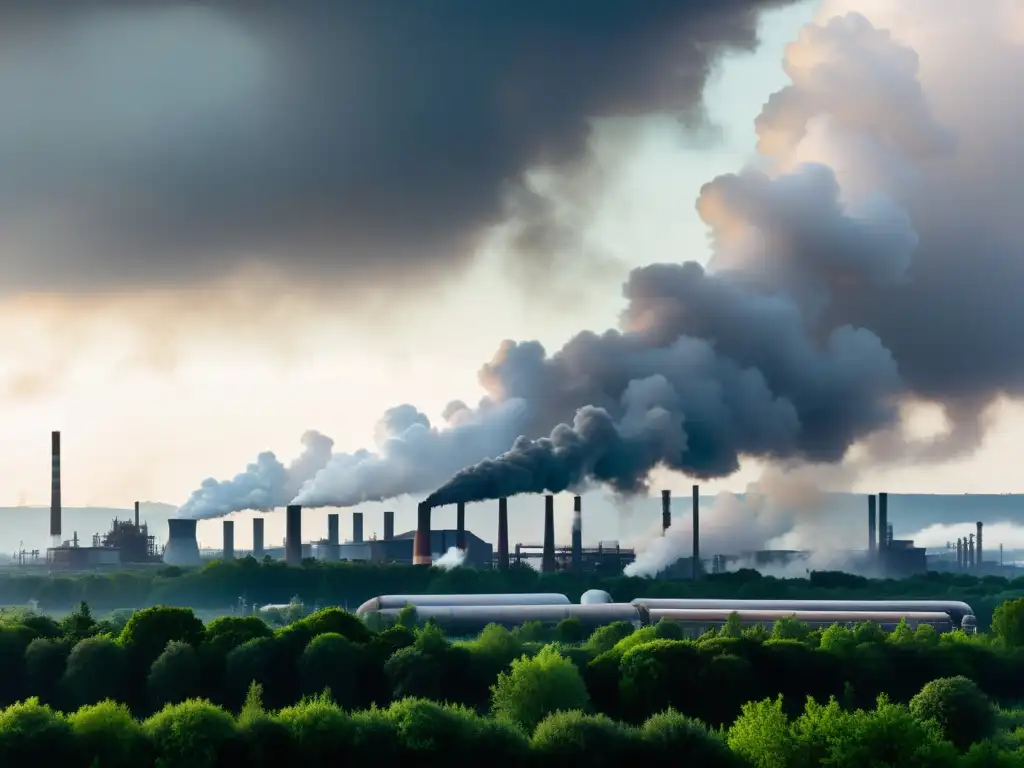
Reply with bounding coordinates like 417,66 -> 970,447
0,1 -> 787,301
434,547 -> 468,571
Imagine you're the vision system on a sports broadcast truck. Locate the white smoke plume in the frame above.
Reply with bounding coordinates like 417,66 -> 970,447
434,547 -> 468,570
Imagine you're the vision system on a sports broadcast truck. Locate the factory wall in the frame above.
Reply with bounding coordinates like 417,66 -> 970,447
338,529 -> 493,568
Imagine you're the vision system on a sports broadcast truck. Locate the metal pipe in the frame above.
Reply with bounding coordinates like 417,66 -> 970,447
222,520 -> 235,560
413,502 -> 432,565
456,502 -> 466,551
661,489 -> 671,533
542,495 -> 556,573
497,498 -> 509,570
571,496 -> 583,574
50,431 -> 61,539
285,505 -> 302,565
692,485 -> 700,580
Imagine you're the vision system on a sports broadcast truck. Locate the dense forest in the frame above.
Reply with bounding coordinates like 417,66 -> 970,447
2,557 -> 1023,628
4,598 -> 1024,765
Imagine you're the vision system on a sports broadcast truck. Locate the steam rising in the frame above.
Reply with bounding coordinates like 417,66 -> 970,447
434,547 -> 468,570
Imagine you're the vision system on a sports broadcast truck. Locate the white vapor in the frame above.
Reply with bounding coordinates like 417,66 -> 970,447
434,546 -> 467,570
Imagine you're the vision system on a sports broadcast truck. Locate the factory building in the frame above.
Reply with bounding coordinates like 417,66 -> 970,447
339,528 -> 494,569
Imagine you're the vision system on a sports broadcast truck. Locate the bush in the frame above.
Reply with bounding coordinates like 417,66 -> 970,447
640,708 -> 742,765
491,644 -> 591,732
148,640 -> 202,710
278,692 -> 354,760
61,636 -> 127,709
142,699 -> 237,768
388,697 -> 528,762
0,698 -> 78,765
69,700 -> 152,768
299,632 -> 366,708
531,710 -> 639,767
909,676 -> 997,750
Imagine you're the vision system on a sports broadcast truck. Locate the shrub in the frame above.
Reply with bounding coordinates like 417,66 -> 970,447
69,700 -> 152,768
909,676 -> 997,750
0,698 -> 78,765
148,640 -> 202,710
491,644 -> 590,732
142,699 -> 237,768
278,692 -> 354,760
640,708 -> 741,765
531,710 -> 639,767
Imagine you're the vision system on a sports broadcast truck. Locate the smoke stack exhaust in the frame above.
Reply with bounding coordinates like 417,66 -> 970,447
413,502 -> 432,565
878,493 -> 888,550
497,498 -> 509,570
868,495 -> 877,554
661,489 -> 671,533
977,521 -> 983,569
352,512 -> 364,543
253,518 -> 265,558
50,431 -> 61,539
456,501 -> 466,551
692,485 -> 700,580
571,495 -> 582,574
134,501 -> 140,529
383,510 -> 395,541
285,505 -> 302,565
222,520 -> 235,560
327,513 -> 339,545
542,494 -> 556,573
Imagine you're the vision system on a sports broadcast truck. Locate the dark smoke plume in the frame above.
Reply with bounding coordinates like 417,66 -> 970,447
0,0 -> 788,298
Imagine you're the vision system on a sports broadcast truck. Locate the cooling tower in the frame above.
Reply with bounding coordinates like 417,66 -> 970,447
541,495 -> 556,573
285,505 -> 302,565
253,518 -> 265,558
661,489 -> 671,533
692,485 -> 700,580
878,493 -> 888,550
497,498 -> 509,570
977,522 -> 983,568
383,510 -> 395,541
50,431 -> 61,538
353,512 -> 364,543
163,519 -> 202,567
456,501 -> 466,551
868,495 -> 877,554
571,496 -> 582,574
327,513 -> 339,545
222,520 -> 235,560
413,502 -> 432,565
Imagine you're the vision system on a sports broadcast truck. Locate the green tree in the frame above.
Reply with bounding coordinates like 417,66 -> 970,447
69,700 -> 153,768
388,697 -> 528,763
119,606 -> 205,670
556,617 -> 589,645
23,637 -> 70,707
640,708 -> 742,765
58,601 -> 96,643
61,636 -> 128,709
771,615 -> 811,642
298,607 -> 370,644
235,683 -> 294,768
531,710 -> 639,766
727,695 -> 796,768
148,640 -> 202,710
385,624 -> 477,705
0,698 -> 78,765
619,639 -> 702,722
491,644 -> 591,732
299,632 -> 366,708
992,598 -> 1024,648
720,612 -> 743,639
887,617 -> 917,645
819,623 -> 857,654
585,622 -> 634,654
909,676 -> 996,751
277,691 -> 354,761
143,699 -> 237,768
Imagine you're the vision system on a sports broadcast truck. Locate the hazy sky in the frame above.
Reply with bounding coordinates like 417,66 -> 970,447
5,0 -> 1024,532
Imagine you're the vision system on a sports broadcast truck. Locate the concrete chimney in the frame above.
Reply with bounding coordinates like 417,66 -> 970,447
878,493 -> 888,550
134,501 -> 140,529
285,505 -> 302,565
327,513 -> 339,545
456,502 -> 466,551
253,518 -> 265,558
867,495 -> 877,554
222,520 -> 235,560
661,490 -> 671,533
353,512 -> 364,544
968,533 -> 975,567
413,502 -> 432,565
383,510 -> 395,541
497,498 -> 509,570
50,431 -> 61,539
956,537 -> 963,569
542,495 -> 556,573
692,485 -> 700,580
571,496 -> 583,574
977,521 -> 983,569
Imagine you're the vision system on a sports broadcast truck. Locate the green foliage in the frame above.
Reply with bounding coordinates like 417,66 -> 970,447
69,700 -> 151,768
147,640 -> 202,710
640,708 -> 742,765
296,607 -> 370,644
993,598 -> 1024,648
555,617 -> 589,644
277,691 -> 353,760
771,615 -> 811,641
531,710 -> 639,767
584,621 -> 634,654
299,632 -> 366,708
142,699 -> 237,768
119,607 -> 205,670
388,697 -> 529,762
0,698 -> 78,765
909,676 -> 997,750
491,644 -> 591,732
23,637 -> 70,706
62,636 -> 127,709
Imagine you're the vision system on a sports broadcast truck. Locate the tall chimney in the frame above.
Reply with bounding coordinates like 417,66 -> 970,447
571,496 -> 583,574
878,493 -> 888,550
456,502 -> 466,551
383,510 -> 395,541
692,485 -> 700,580
222,520 -> 235,560
253,518 -> 265,558
661,490 -> 671,533
867,495 -> 877,554
352,512 -> 364,543
977,521 -> 983,569
413,503 -> 432,565
542,495 -> 556,573
50,431 -> 61,539
968,533 -> 975,567
134,501 -> 140,529
497,498 -> 509,570
326,513 -> 339,545
956,537 -> 963,569
285,505 -> 302,565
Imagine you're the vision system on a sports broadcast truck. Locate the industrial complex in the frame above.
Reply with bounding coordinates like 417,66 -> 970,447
23,431 -> 1004,578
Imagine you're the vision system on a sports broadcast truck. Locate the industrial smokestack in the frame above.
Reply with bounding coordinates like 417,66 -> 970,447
456,501 -> 466,551
285,504 -> 302,565
661,489 -> 671,533
497,498 -> 509,570
222,520 -> 235,561
50,431 -> 61,539
134,501 -> 140,529
692,485 -> 700,580
542,494 -> 556,573
571,495 -> 582,574
383,510 -> 395,541
353,512 -> 364,544
253,518 -> 265,558
163,519 -> 201,567
327,513 -> 339,545
956,537 -> 963,569
977,521 -> 983,569
968,533 -> 975,567
867,495 -> 877,554
413,502 -> 432,565
878,493 -> 888,551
